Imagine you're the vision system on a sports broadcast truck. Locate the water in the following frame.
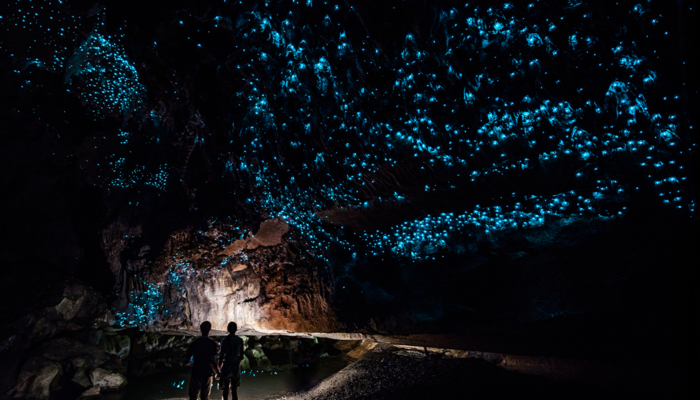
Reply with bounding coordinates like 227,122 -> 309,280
102,357 -> 349,400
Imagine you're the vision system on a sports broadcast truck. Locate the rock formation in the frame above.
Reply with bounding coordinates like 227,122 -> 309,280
0,282 -> 125,399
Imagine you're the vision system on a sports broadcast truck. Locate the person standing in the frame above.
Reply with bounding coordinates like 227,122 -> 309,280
186,321 -> 219,400
218,321 -> 245,400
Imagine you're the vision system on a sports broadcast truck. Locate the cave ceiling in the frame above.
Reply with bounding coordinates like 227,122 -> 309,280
0,0 -> 697,334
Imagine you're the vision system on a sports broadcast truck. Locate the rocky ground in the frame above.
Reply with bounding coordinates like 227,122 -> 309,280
272,344 -> 659,400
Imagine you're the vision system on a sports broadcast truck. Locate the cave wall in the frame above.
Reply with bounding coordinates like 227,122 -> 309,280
101,216 -> 342,333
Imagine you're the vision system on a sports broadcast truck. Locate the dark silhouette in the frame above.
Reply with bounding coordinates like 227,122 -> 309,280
186,321 -> 219,400
218,321 -> 245,400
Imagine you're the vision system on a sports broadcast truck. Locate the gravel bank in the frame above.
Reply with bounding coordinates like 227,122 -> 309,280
273,344 -> 652,400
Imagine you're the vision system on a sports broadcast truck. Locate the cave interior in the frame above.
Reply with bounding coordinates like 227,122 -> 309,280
0,0 -> 698,399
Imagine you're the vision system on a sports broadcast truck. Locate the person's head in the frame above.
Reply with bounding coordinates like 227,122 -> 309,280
200,321 -> 212,336
227,321 -> 238,334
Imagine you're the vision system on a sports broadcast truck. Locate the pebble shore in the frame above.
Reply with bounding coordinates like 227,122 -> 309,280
273,344 -> 647,400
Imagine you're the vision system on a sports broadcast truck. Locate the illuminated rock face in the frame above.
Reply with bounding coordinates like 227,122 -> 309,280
102,217 -> 341,333
182,259 -> 341,333
182,266 -> 263,331
180,262 -> 341,333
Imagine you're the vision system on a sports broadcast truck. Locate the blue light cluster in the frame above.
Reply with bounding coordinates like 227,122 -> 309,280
117,259 -> 194,327
200,0 -> 694,262
2,1 -> 144,118
362,190 -> 611,260
1,0 -> 695,268
171,379 -> 185,390
115,282 -> 164,327
0,0 -> 82,73
258,179 -> 351,262
241,369 -> 279,376
64,32 -> 145,118
104,156 -> 169,192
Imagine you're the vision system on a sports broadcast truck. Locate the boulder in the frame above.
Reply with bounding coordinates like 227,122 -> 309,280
0,281 -> 115,400
68,329 -> 103,346
9,357 -> 62,400
245,343 -> 266,360
55,295 -> 86,321
43,283 -> 109,327
77,385 -> 101,399
28,318 -> 59,346
97,334 -> 130,360
89,368 -> 127,392
41,338 -> 107,368
239,355 -> 251,371
71,368 -> 92,389
0,357 -> 21,396
71,359 -> 92,388
244,344 -> 272,370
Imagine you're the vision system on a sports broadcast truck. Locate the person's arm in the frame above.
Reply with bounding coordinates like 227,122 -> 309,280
210,340 -> 220,378
210,363 -> 220,378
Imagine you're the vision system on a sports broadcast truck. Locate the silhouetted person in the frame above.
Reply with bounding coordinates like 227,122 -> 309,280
186,321 -> 219,400
218,321 -> 245,400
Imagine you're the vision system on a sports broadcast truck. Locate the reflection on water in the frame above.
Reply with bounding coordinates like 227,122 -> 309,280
102,356 -> 348,400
